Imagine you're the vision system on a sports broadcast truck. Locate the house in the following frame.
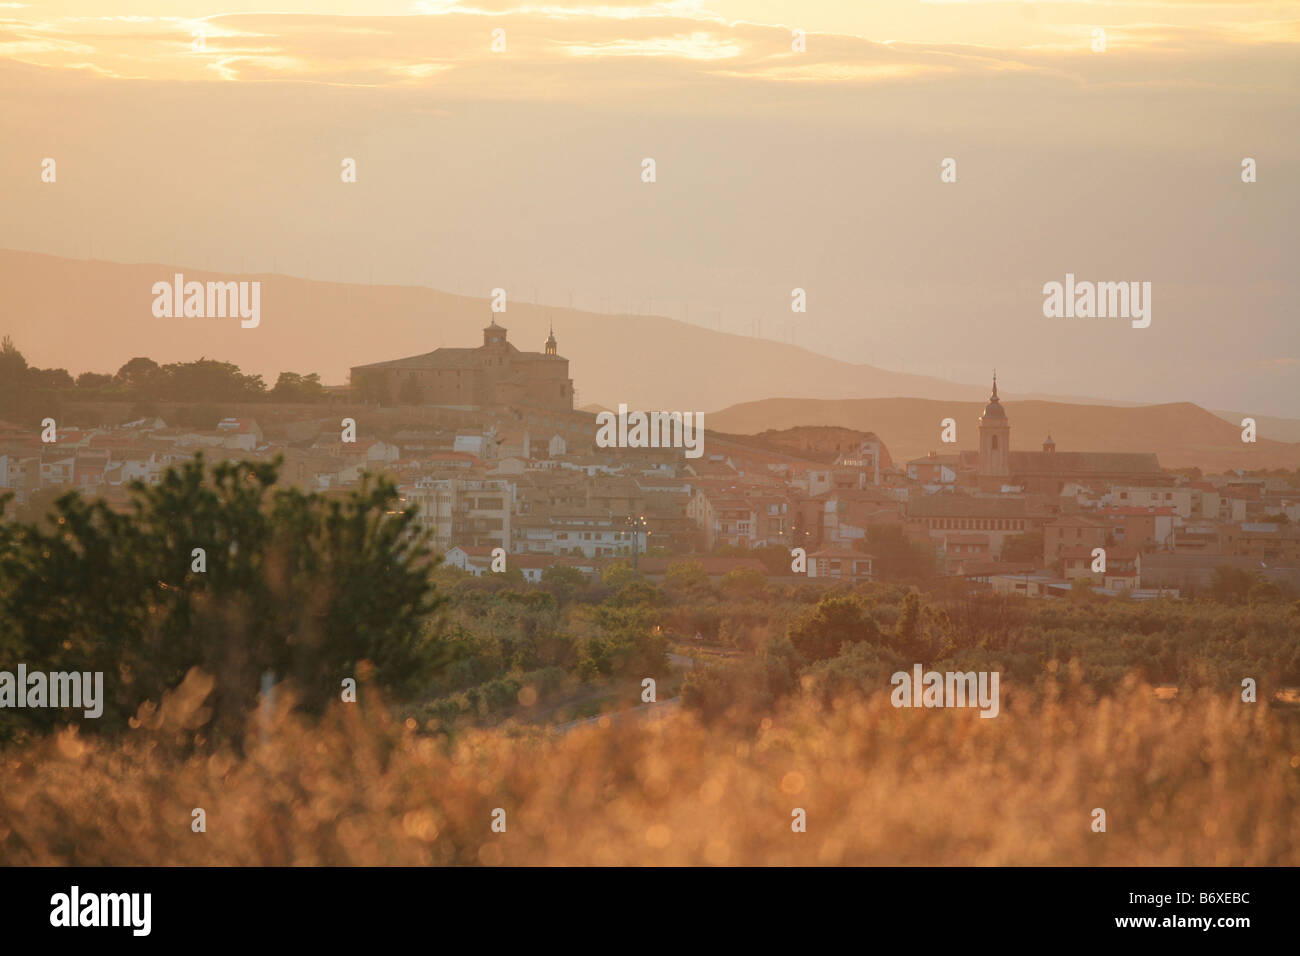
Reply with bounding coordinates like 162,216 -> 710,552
1043,515 -> 1109,566
941,533 -> 990,573
990,572 -> 1069,599
906,492 -> 1050,558
1059,545 -> 1139,589
1097,506 -> 1174,551
215,417 -> 264,451
806,549 -> 874,584
442,546 -> 601,581
405,477 -> 513,550
688,488 -> 791,550
907,452 -> 959,485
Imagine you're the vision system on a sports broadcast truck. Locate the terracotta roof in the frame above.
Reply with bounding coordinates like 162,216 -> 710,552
1009,450 -> 1161,475
1046,515 -> 1110,527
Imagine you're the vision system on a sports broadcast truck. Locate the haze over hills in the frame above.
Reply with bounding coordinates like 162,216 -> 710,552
708,398 -> 1300,474
2,249 -> 1297,471
0,249 -> 1005,410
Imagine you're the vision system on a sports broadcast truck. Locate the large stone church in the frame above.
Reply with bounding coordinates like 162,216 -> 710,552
350,320 -> 574,411
974,375 -> 1164,494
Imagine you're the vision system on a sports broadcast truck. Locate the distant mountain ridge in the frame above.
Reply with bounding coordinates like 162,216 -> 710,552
1,249 -> 1296,471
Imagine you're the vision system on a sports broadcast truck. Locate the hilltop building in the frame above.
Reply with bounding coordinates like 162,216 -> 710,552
350,320 -> 574,412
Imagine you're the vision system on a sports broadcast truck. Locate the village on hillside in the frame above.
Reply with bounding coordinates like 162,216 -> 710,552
2,321 -> 1298,600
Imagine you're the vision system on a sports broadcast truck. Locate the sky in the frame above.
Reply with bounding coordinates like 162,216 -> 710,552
1,1 -> 1298,414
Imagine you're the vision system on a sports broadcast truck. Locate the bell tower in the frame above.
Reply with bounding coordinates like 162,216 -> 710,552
978,372 -> 1010,477
483,318 -> 507,348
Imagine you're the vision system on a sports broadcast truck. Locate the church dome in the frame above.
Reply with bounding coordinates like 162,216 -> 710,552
980,374 -> 1007,421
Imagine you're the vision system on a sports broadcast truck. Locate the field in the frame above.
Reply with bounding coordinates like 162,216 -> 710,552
2,669 -> 1297,866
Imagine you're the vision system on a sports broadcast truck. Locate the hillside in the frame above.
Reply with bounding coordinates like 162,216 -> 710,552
4,249 -> 1297,473
0,250 -> 999,413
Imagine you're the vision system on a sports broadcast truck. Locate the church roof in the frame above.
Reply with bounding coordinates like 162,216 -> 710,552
1009,451 -> 1161,476
353,336 -> 565,371
352,347 -> 486,370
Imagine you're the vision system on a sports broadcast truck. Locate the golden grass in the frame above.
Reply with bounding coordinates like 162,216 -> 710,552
2,669 -> 1297,865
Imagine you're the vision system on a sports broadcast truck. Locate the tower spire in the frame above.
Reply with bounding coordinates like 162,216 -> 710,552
992,369 -> 998,401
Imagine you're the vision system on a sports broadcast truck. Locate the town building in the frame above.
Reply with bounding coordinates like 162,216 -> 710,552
972,375 -> 1165,495
350,320 -> 574,411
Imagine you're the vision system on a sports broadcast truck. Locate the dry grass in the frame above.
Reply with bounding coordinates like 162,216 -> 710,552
2,669 -> 1297,865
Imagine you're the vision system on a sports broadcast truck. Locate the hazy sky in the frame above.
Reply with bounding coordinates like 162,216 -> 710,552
2,1 -> 1297,414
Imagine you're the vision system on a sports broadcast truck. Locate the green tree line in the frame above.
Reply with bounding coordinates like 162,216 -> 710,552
0,336 -> 330,427
0,454 -> 445,743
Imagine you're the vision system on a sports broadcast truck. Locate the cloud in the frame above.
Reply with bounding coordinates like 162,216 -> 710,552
1,2 -> 1294,95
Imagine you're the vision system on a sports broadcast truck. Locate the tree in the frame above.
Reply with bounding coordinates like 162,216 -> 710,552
721,567 -> 766,599
1001,531 -> 1044,564
664,559 -> 709,593
682,638 -> 797,726
270,371 -> 328,403
161,359 -> 265,402
0,454 -> 447,741
114,356 -> 161,390
613,580 -> 666,607
1249,578 -> 1284,606
0,339 -> 55,427
788,594 -> 879,662
25,367 -> 73,389
1211,566 -> 1256,605
865,523 -> 937,582
892,591 -> 922,654
76,371 -> 114,389
540,564 -> 587,605
1069,575 -> 1097,602
0,335 -> 28,386
602,560 -> 639,589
